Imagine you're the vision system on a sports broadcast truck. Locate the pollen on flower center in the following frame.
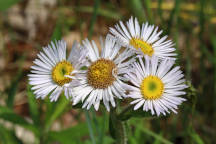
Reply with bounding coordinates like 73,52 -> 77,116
52,60 -> 74,86
130,38 -> 154,56
87,59 -> 117,89
140,75 -> 164,100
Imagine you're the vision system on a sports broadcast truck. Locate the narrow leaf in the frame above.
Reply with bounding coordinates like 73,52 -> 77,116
0,124 -> 23,144
27,84 -> 40,126
45,95 -> 70,131
0,106 -> 39,137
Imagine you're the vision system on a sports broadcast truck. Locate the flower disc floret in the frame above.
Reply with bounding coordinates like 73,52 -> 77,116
87,58 -> 117,89
130,38 -> 154,56
52,60 -> 74,86
140,75 -> 164,100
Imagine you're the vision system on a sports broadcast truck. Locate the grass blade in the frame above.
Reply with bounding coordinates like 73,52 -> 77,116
0,106 -> 39,137
45,95 -> 70,131
167,0 -> 181,35
6,55 -> 25,108
0,124 -> 23,144
84,110 -> 96,144
127,0 -> 146,22
141,128 -> 173,144
144,0 -> 154,23
27,84 -> 40,126
74,6 -> 122,20
88,0 -> 100,39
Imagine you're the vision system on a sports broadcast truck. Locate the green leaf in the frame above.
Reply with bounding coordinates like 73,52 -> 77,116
51,20 -> 62,41
0,124 -> 23,144
48,122 -> 89,144
45,95 -> 70,131
0,106 -> 39,137
27,84 -> 40,126
0,0 -> 20,11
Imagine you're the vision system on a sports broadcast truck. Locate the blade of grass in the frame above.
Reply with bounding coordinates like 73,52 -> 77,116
0,124 -> 23,144
6,54 -> 25,108
143,0 -> 154,23
98,109 -> 107,144
73,6 -> 122,20
141,128 -> 173,144
157,0 -> 163,22
88,0 -> 100,39
44,95 -> 70,131
51,19 -> 62,41
84,110 -> 96,144
188,125 -> 204,144
0,106 -> 39,137
91,109 -> 100,142
127,0 -> 146,22
185,34 -> 192,80
199,0 -> 207,86
167,0 -> 182,64
27,84 -> 40,126
211,35 -> 216,119
167,0 -> 181,35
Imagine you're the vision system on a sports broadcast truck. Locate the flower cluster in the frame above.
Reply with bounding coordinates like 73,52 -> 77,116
29,17 -> 187,116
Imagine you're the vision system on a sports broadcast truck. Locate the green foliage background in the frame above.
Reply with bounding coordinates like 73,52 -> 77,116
0,0 -> 215,143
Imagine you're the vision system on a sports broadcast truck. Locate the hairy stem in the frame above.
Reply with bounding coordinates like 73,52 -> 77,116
110,108 -> 128,144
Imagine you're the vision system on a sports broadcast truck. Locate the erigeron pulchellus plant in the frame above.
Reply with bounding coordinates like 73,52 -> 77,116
28,16 -> 187,144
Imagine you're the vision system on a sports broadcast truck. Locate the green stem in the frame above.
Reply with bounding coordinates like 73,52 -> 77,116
110,108 -> 128,144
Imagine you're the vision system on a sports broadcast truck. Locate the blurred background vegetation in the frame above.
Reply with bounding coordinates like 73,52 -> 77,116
0,0 -> 215,143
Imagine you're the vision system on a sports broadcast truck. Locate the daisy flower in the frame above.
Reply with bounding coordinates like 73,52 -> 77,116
28,40 -> 86,102
72,35 -> 135,111
109,16 -> 176,59
125,56 -> 187,116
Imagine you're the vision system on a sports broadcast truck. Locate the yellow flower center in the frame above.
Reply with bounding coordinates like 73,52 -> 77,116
52,60 -> 74,86
140,75 -> 164,100
130,38 -> 154,56
87,59 -> 117,89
